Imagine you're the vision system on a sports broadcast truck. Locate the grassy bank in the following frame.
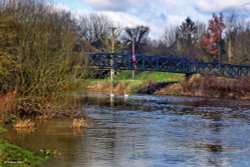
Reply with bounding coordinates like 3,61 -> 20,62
83,71 -> 250,100
115,70 -> 185,82
83,71 -> 185,94
0,125 -> 46,167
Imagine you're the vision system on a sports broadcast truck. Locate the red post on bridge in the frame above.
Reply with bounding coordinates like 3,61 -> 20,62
132,37 -> 136,78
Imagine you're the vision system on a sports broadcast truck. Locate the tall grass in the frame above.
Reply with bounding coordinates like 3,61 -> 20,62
0,91 -> 16,120
182,75 -> 250,98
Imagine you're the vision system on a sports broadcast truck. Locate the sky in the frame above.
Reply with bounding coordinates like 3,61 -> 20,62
54,0 -> 250,40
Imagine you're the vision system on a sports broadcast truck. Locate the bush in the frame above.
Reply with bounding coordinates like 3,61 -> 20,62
182,74 -> 250,98
0,91 -> 17,120
0,0 -> 89,117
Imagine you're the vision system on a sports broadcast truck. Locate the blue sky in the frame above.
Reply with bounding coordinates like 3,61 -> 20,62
54,0 -> 250,39
55,0 -> 92,11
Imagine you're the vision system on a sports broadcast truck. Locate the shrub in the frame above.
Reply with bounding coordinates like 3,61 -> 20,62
0,91 -> 17,120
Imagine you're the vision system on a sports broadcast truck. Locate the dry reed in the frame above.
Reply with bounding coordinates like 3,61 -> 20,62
13,119 -> 36,128
0,90 -> 17,120
71,118 -> 87,128
181,74 -> 250,99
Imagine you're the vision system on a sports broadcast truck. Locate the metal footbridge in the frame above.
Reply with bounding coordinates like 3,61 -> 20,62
88,53 -> 250,78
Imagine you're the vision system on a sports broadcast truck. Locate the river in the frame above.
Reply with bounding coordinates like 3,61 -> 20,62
4,93 -> 250,167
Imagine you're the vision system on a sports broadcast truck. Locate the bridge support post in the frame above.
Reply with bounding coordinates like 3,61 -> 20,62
110,68 -> 114,98
110,69 -> 114,86
110,28 -> 117,97
131,36 -> 135,78
132,69 -> 135,78
110,69 -> 114,106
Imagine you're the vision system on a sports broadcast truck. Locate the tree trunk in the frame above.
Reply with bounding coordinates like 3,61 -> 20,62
228,38 -> 233,64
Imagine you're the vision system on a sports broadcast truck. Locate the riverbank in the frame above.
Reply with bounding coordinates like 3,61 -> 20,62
82,71 -> 185,95
1,72 -> 250,166
0,124 -> 46,167
83,72 -> 250,100
4,93 -> 250,166
155,74 -> 250,100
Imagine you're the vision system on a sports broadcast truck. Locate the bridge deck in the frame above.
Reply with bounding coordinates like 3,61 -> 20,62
88,53 -> 250,78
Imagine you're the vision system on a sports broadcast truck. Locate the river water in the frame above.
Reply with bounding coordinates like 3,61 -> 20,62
4,93 -> 250,167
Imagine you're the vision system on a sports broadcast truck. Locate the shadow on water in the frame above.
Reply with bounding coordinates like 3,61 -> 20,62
4,93 -> 250,167
137,82 -> 176,94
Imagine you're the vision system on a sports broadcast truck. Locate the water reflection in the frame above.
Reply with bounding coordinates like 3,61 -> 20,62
4,93 -> 250,167
14,127 -> 36,135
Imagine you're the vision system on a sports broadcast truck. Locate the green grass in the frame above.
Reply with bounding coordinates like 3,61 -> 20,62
117,79 -> 146,92
82,71 -> 185,93
0,125 -> 6,134
0,125 -> 45,167
115,70 -> 185,82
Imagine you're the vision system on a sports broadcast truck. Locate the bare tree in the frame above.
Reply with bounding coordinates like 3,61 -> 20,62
195,21 -> 207,41
162,26 -> 178,47
225,13 -> 239,63
233,21 -> 250,65
0,0 -> 91,114
122,25 -> 150,54
79,14 -> 115,51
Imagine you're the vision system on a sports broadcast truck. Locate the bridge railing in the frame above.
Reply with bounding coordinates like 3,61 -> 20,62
89,52 -> 250,78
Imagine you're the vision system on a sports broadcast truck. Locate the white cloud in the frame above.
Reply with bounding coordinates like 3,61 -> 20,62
188,0 -> 250,12
82,10 -> 162,39
100,11 -> 145,27
98,11 -> 169,40
70,7 -> 167,39
52,3 -> 70,11
73,8 -> 90,18
55,0 -> 250,40
81,0 -> 133,11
